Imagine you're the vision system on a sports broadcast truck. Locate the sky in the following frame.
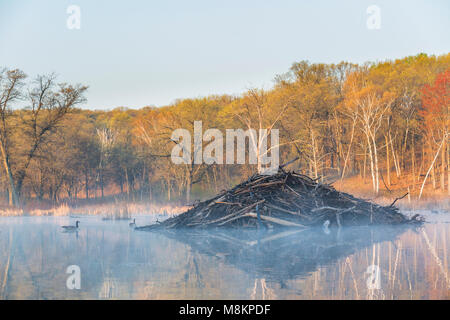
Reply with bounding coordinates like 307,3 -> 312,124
0,0 -> 449,110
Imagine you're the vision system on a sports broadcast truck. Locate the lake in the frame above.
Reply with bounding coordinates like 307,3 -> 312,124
0,211 -> 448,299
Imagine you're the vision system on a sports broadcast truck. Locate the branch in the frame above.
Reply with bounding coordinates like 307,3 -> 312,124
389,193 -> 408,207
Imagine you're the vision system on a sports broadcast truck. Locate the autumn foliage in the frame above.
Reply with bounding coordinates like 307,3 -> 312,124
420,69 -> 449,139
0,53 -> 449,207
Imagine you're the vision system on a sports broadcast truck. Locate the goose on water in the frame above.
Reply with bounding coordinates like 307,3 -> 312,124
62,220 -> 80,231
129,218 -> 136,227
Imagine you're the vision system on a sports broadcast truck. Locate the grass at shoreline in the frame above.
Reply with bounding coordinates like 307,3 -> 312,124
0,196 -> 446,218
0,202 -> 189,218
333,175 -> 449,211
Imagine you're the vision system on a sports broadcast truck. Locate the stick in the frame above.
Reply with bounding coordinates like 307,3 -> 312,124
389,193 -> 408,207
279,157 -> 300,169
380,171 -> 392,193
311,206 -> 341,212
266,204 -> 302,216
207,200 -> 265,225
246,212 -> 305,227
215,201 -> 242,206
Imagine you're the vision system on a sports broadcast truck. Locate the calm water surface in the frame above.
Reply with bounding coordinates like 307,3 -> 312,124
0,212 -> 448,299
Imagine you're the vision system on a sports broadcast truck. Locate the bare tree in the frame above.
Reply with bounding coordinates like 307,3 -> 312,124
0,68 -> 26,205
0,70 -> 87,205
356,91 -> 392,193
97,127 -> 117,198
231,88 -> 293,174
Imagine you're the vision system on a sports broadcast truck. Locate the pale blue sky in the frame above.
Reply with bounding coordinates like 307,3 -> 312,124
0,0 -> 449,109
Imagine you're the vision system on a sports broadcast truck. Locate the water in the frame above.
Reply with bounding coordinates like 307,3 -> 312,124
0,213 -> 448,299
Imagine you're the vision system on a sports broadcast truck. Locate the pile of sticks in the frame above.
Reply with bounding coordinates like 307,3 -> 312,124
140,170 -> 422,230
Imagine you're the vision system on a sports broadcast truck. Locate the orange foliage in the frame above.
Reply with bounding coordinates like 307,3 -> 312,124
420,69 -> 449,138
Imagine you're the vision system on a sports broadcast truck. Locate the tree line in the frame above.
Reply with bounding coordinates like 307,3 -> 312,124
0,53 -> 448,207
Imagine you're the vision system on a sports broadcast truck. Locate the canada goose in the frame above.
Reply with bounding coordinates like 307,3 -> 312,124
129,219 -> 136,227
322,220 -> 330,234
62,221 -> 80,231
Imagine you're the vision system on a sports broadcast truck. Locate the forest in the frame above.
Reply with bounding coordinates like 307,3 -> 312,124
0,53 -> 448,209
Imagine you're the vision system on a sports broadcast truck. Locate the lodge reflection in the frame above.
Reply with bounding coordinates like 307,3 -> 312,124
157,225 -> 414,282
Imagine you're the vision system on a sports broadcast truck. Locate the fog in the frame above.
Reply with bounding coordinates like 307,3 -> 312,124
0,212 -> 448,299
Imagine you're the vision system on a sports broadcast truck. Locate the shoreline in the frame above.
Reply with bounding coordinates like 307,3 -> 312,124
0,202 -> 189,218
0,196 -> 447,218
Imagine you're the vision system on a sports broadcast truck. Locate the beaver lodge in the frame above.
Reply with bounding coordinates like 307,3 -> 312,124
137,169 -> 423,230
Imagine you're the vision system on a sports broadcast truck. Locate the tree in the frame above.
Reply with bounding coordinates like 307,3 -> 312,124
342,69 -> 394,193
96,127 -> 117,198
420,69 -> 449,194
0,68 -> 26,205
279,62 -> 341,179
0,69 -> 87,205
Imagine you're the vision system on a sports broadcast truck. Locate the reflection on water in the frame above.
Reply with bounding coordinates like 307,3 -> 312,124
0,215 -> 448,299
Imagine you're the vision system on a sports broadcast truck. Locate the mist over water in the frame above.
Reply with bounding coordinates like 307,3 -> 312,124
0,212 -> 448,299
